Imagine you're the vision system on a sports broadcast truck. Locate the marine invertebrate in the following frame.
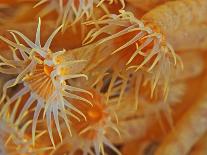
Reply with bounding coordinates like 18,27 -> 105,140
0,97 -> 51,155
35,0 -> 89,29
0,18 -> 92,147
35,0 -> 124,31
83,10 -> 181,97
51,88 -> 121,155
1,0 -> 207,155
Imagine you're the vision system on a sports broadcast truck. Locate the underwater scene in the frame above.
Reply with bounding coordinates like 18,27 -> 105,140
0,0 -> 207,155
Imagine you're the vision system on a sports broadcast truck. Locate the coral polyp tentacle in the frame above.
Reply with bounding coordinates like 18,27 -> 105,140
0,18 -> 92,146
53,88 -> 121,155
0,95 -> 51,155
83,10 -> 181,97
1,1 -> 206,155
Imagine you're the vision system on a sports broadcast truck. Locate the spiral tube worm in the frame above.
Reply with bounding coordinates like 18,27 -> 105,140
0,18 -> 93,147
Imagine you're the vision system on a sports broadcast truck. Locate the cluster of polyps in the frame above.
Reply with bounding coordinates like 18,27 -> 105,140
0,0 -> 188,155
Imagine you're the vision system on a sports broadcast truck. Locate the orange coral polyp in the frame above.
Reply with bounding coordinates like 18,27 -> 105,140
24,64 -> 55,100
87,107 -> 103,122
43,64 -> 54,76
76,90 -> 106,122
71,89 -> 107,139
86,103 -> 106,124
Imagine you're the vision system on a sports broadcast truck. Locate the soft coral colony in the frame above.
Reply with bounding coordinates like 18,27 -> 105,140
0,0 -> 207,155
